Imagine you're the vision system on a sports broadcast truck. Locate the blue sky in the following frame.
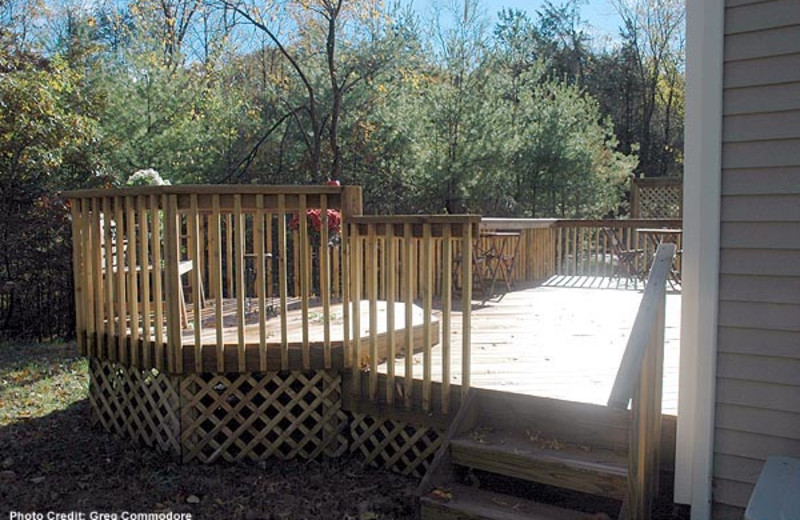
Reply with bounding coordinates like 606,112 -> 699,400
408,0 -> 624,41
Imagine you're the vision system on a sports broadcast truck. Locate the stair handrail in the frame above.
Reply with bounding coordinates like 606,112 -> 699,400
608,242 -> 675,408
607,242 -> 675,520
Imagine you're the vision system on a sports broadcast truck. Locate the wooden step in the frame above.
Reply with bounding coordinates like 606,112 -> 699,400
450,428 -> 628,500
420,484 -> 605,520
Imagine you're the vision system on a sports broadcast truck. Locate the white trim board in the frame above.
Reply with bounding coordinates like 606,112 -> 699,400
676,0 -> 725,517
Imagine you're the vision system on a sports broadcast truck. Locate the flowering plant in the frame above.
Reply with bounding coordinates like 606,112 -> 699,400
289,209 -> 342,245
126,168 -> 171,186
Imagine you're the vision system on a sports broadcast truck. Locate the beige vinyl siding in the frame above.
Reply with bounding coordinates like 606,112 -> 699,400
714,0 -> 800,515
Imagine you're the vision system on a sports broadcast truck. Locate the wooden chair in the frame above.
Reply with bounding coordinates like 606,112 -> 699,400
602,227 -> 646,282
101,215 -> 200,329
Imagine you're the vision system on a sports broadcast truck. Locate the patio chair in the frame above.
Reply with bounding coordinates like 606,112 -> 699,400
602,227 -> 646,282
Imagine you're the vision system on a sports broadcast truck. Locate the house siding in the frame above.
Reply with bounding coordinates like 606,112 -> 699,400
714,0 -> 800,515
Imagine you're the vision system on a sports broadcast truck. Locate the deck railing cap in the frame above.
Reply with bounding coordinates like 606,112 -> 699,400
62,184 -> 348,199
349,214 -> 482,224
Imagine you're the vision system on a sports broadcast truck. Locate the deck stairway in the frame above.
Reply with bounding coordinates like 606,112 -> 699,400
417,389 -> 633,519
416,244 -> 677,520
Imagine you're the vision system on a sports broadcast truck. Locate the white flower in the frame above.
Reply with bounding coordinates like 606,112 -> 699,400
126,169 -> 171,186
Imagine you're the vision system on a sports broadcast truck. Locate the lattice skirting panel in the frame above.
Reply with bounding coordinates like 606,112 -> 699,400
180,371 -> 349,463
89,358 -> 181,455
350,413 -> 444,479
639,186 -> 682,218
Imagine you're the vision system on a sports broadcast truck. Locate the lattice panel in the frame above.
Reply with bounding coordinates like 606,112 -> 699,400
350,413 -> 444,479
180,371 -> 348,463
638,185 -> 682,218
89,358 -> 181,454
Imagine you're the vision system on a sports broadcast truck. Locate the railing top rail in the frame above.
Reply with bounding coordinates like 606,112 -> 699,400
554,218 -> 682,228
481,218 -> 558,230
349,214 -> 482,224
632,177 -> 683,187
62,184 -> 347,200
607,243 -> 676,410
349,214 -> 481,239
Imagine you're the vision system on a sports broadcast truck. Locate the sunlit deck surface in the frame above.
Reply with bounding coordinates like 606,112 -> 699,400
386,275 -> 681,415
180,275 -> 680,414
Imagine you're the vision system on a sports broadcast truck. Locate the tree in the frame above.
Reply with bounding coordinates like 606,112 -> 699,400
610,0 -> 684,177
219,0 -> 402,183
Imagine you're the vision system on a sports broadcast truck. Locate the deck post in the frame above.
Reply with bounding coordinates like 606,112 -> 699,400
340,185 -> 363,374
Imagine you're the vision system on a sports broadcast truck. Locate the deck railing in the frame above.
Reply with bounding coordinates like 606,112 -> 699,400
346,215 -> 481,415
554,219 -> 682,280
66,185 -> 363,374
607,243 -> 676,519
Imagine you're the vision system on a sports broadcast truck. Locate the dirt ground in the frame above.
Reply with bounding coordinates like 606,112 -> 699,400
0,342 -> 688,520
0,400 -> 418,519
0,342 -> 417,520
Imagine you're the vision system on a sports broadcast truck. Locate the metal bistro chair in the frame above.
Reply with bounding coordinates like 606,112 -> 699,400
602,227 -> 646,282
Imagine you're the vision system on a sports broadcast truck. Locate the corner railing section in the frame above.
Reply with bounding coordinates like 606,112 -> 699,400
479,218 -> 557,283
607,243 -> 676,520
66,185 -> 363,375
553,219 -> 682,280
346,215 -> 481,416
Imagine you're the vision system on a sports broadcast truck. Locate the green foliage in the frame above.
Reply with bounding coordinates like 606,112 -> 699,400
0,44 -> 101,339
0,0 -> 684,338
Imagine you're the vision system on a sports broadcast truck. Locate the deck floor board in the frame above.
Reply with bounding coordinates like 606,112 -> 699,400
180,275 -> 680,414
385,276 -> 681,415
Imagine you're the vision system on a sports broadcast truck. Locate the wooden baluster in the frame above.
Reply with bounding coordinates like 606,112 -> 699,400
385,224 -> 396,406
226,213 -> 234,300
351,223 -> 363,396
102,197 -> 115,355
114,196 -> 126,363
441,224 -> 452,414
367,223 -> 378,400
210,195 -> 224,372
320,195 -> 331,369
278,194 -> 289,369
70,199 -> 86,355
461,222 -> 473,397
255,195 -> 267,372
602,227 -> 608,280
89,199 -> 102,357
266,212 -> 273,299
571,227 -> 578,276
293,216 -> 300,297
126,196 -> 140,364
198,211 -> 206,301
341,217 -> 351,369
164,194 -> 182,373
82,199 -> 95,358
379,236 -> 386,300
556,226 -> 562,275
403,223 -> 414,409
234,195 -> 246,372
422,222 -> 433,412
138,196 -> 151,367
332,244 -> 340,299
150,195 -> 164,370
190,194 -> 203,372
299,194 -> 310,370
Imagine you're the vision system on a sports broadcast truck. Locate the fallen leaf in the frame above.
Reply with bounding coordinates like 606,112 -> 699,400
186,495 -> 201,504
429,489 -> 452,501
30,476 -> 45,484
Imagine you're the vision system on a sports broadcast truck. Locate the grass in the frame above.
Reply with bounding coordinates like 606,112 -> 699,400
0,341 -> 87,426
0,340 -> 417,519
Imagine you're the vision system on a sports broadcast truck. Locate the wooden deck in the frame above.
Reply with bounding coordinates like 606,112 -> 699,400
180,275 -> 680,414
386,275 -> 681,415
